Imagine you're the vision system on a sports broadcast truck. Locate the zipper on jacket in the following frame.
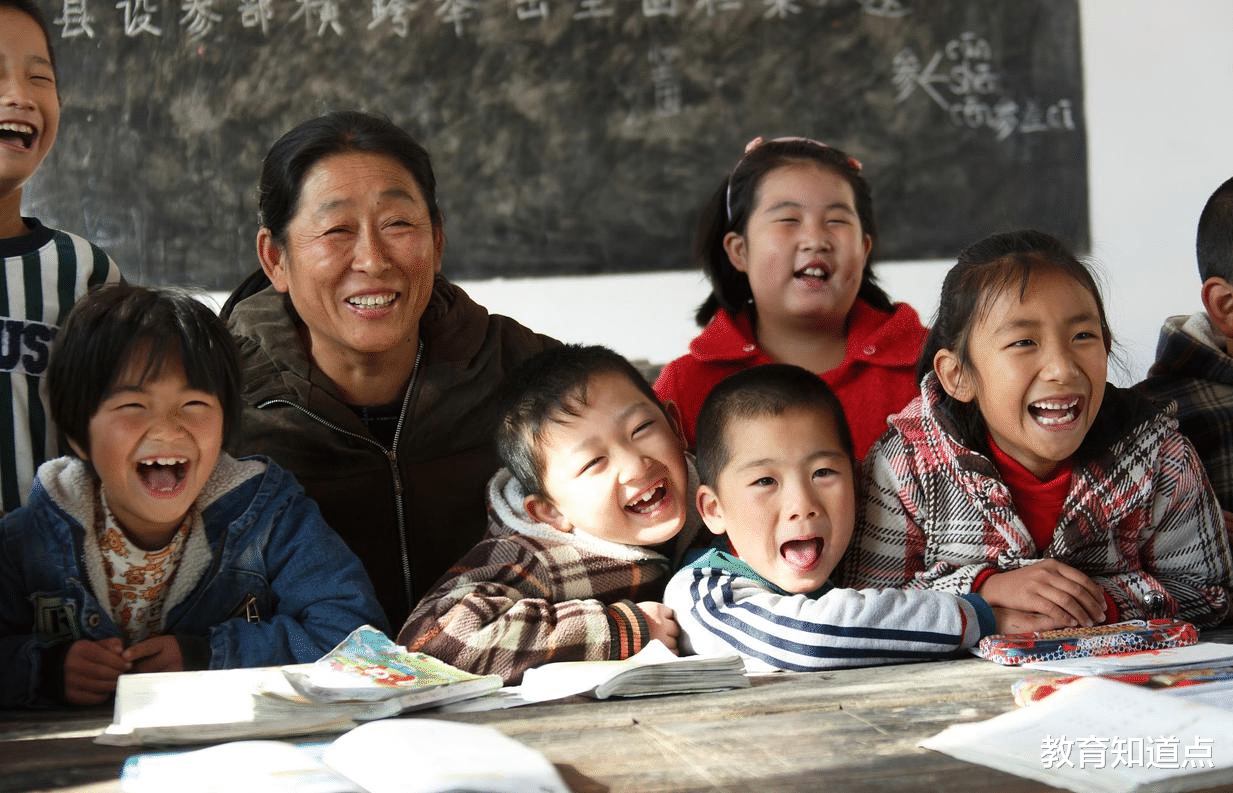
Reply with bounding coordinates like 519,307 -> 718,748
255,339 -> 425,616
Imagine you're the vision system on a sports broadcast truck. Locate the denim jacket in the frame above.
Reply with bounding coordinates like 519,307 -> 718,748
0,454 -> 388,708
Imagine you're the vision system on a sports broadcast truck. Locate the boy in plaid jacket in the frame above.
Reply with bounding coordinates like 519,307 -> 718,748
1139,175 -> 1233,515
397,345 -> 699,683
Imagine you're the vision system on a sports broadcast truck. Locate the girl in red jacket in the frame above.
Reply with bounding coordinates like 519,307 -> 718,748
653,137 -> 927,459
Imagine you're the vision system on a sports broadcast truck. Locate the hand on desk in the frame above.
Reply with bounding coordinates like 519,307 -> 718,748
979,560 -> 1105,627
638,601 -> 680,653
991,607 -> 1076,635
124,635 -> 184,674
64,637 -> 130,705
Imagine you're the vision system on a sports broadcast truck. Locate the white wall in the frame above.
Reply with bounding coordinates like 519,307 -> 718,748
442,0 -> 1233,386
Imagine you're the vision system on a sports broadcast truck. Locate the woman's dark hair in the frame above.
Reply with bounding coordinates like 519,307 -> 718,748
258,110 -> 442,244
48,284 -> 243,456
694,138 -> 892,327
919,229 -> 1112,453
222,110 -> 442,317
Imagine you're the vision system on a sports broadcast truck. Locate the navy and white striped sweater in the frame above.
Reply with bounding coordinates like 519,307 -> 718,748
663,547 -> 993,673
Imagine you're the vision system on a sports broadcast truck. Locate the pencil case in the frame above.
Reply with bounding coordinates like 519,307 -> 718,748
976,618 -> 1197,666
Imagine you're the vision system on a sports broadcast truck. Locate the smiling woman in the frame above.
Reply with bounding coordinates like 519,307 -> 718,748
222,112 -> 557,629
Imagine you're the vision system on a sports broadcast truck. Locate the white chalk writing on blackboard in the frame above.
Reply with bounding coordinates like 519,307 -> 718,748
181,0 -> 222,40
290,0 -> 343,35
649,45 -> 682,116
515,0 -> 548,21
858,0 -> 909,18
892,32 -> 1077,141
691,0 -> 740,17
55,0 -> 96,38
435,0 -> 475,35
762,0 -> 799,19
116,0 -> 161,36
239,0 -> 272,33
47,0 -> 970,42
572,0 -> 614,19
642,0 -> 677,18
369,0 -> 416,36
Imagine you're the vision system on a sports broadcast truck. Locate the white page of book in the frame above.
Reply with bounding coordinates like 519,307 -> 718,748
922,677 -> 1233,793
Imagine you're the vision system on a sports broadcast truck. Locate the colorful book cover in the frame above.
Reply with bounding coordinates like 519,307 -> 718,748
280,625 -> 502,705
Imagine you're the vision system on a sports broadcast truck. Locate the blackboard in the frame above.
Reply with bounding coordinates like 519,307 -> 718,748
24,0 -> 1086,290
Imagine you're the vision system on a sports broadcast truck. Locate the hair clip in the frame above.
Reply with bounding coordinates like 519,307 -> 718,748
725,136 -> 861,222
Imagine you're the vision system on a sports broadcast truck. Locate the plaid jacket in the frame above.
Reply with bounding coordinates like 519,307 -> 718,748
396,467 -> 700,683
844,375 -> 1233,628
1137,312 -> 1233,511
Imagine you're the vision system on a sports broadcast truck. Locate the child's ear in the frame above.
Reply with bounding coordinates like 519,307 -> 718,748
524,494 -> 573,533
722,231 -> 749,274
696,485 -> 727,537
934,348 -> 976,403
256,228 -> 290,294
1201,277 -> 1233,346
66,437 -> 88,462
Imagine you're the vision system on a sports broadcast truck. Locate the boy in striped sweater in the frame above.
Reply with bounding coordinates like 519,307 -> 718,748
0,0 -> 121,513
663,364 -> 1054,673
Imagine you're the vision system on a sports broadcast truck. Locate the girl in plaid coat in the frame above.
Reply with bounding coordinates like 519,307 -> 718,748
845,230 -> 1233,629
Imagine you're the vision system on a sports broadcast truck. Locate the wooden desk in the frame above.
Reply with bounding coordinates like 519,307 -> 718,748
4,648 -> 1233,793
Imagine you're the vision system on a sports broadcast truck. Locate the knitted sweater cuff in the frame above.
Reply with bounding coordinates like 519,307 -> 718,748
605,600 -> 649,660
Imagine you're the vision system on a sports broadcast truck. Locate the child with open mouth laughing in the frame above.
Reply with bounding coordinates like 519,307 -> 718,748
664,364 -> 1047,673
0,284 -> 385,708
845,229 -> 1233,631
398,344 -> 701,684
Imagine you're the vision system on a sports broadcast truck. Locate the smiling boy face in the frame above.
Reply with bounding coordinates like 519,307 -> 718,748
524,370 -> 690,548
0,5 -> 58,208
698,406 -> 855,594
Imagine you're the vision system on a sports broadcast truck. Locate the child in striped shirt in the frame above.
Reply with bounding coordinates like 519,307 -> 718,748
0,0 -> 121,513
663,363 -> 1051,673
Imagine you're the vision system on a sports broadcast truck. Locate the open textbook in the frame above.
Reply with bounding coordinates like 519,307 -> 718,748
119,719 -> 570,793
922,677 -> 1233,793
98,626 -> 502,746
518,639 -> 748,702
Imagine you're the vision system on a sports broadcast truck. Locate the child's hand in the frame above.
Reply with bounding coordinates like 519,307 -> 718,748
991,607 -> 1076,635
637,601 -> 680,654
125,635 -> 185,673
980,560 -> 1106,627
63,637 -> 130,705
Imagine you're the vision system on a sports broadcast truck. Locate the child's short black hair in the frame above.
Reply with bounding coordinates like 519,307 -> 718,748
1198,175 -> 1233,283
695,364 -> 853,487
496,344 -> 665,498
48,284 -> 242,456
2,0 -> 56,76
